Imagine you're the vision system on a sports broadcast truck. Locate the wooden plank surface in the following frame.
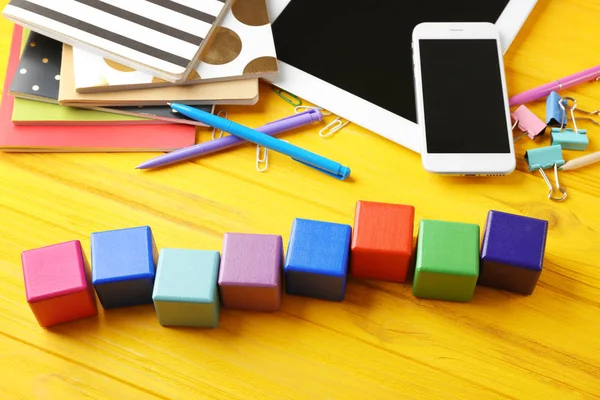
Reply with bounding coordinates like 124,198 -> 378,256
0,0 -> 599,398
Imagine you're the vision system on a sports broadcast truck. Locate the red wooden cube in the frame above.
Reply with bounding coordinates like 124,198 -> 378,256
350,201 -> 415,282
22,240 -> 98,327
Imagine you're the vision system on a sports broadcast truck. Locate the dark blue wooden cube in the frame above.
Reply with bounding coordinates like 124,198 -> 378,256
91,226 -> 157,309
479,210 -> 549,295
284,218 -> 352,301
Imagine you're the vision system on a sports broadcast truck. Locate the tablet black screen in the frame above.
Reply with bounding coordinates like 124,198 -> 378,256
271,0 -> 510,123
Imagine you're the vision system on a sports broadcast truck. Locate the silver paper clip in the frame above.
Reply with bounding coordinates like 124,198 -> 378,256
559,97 -> 579,132
524,145 -> 567,201
256,145 -> 268,172
256,140 -> 289,173
319,116 -> 350,138
570,107 -> 600,126
294,105 -> 332,116
294,106 -> 348,137
539,163 -> 567,202
551,97 -> 589,151
211,110 -> 228,139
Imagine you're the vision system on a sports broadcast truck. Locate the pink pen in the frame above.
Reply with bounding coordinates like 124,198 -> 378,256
509,64 -> 600,107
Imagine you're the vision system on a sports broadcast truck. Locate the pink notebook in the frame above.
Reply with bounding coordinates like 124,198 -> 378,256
0,25 -> 196,152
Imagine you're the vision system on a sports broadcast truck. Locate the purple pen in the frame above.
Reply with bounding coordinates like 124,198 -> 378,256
136,109 -> 324,169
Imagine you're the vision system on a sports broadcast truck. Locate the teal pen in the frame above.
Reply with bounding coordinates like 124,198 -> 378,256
168,103 -> 351,180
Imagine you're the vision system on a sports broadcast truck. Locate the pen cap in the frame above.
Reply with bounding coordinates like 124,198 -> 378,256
308,109 -> 324,122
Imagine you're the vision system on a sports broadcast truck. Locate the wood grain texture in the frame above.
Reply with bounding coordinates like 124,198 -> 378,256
350,201 -> 415,282
153,249 -> 220,327
21,240 -> 97,327
479,210 -> 548,295
1,0 -> 600,398
285,218 -> 352,302
218,233 -> 282,311
413,220 -> 480,302
90,226 -> 157,309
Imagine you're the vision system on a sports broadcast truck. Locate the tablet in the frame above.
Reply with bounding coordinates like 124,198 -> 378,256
265,0 -> 538,153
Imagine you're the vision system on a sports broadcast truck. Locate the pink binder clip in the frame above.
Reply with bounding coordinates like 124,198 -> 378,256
511,105 -> 547,140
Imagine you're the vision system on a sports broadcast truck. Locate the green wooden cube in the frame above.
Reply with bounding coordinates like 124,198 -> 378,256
413,220 -> 480,302
152,249 -> 220,328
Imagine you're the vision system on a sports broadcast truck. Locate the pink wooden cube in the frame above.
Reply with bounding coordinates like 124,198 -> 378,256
22,240 -> 98,327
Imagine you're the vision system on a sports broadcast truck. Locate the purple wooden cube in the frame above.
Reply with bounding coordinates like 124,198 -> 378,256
479,210 -> 549,295
218,233 -> 283,311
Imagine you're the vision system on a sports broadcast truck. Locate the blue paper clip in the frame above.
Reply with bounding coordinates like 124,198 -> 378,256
524,144 -> 567,201
546,91 -> 567,127
550,97 -> 589,151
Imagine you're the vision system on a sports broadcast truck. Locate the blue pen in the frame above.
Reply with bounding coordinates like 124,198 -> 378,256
168,103 -> 351,180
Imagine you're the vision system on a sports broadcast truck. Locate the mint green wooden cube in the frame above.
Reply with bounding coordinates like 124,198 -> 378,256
152,249 -> 220,328
413,220 -> 480,302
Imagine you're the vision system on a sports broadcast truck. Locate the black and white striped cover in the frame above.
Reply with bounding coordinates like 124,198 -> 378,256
2,0 -> 230,83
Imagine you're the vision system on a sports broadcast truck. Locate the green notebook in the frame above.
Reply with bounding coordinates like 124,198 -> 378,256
10,29 -> 150,125
12,97 -> 155,125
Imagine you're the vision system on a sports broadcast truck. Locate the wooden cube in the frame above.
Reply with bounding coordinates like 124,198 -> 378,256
152,249 -> 220,327
91,226 -> 157,309
350,200 -> 415,282
479,210 -> 548,295
284,218 -> 352,301
413,220 -> 480,302
21,240 -> 97,327
218,233 -> 283,311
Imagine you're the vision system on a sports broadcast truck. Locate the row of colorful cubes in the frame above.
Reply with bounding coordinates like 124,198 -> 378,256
21,201 -> 549,328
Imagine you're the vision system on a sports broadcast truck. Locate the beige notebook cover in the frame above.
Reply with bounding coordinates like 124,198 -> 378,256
59,45 -> 259,107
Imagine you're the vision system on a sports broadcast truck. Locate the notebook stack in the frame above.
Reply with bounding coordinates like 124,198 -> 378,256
0,0 -> 279,151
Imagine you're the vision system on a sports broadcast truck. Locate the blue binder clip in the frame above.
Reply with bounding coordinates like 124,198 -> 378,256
546,91 -> 567,127
524,144 -> 567,201
550,97 -> 588,151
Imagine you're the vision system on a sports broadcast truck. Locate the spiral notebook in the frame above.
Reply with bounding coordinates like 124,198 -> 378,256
2,0 -> 232,83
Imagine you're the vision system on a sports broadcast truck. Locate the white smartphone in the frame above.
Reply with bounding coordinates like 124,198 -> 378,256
412,22 -> 516,176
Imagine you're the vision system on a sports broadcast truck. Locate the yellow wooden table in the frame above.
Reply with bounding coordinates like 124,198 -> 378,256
1,1 -> 599,399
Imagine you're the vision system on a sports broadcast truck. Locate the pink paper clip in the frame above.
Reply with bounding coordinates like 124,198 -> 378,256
511,105 -> 547,140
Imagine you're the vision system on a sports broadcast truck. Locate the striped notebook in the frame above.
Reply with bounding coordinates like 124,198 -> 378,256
71,0 -> 279,93
2,0 -> 232,83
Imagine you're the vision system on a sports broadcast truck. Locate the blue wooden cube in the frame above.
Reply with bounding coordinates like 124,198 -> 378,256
91,226 -> 157,309
152,249 -> 220,328
479,210 -> 549,295
284,218 -> 352,301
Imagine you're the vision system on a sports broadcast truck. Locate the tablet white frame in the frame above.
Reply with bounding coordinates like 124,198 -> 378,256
265,0 -> 538,154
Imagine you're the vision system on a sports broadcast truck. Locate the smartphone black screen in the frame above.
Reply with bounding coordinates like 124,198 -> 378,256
418,39 -> 511,154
